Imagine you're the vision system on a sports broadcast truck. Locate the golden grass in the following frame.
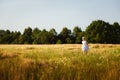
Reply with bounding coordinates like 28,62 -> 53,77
0,44 -> 119,59
0,44 -> 120,80
0,44 -> 119,66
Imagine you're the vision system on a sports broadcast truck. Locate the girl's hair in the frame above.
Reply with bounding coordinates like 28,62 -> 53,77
82,37 -> 85,40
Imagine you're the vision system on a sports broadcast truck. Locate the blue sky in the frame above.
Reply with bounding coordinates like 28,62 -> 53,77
0,0 -> 120,33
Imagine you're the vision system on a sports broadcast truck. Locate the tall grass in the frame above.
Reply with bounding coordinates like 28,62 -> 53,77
0,44 -> 120,80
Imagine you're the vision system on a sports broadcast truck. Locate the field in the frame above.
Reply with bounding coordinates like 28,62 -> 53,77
0,44 -> 120,80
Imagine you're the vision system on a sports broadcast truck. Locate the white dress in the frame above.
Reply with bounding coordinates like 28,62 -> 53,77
82,41 -> 89,51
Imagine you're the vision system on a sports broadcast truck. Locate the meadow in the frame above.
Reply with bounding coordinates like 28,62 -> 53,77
0,44 -> 120,80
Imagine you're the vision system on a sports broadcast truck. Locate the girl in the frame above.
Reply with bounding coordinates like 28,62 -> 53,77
82,37 -> 89,54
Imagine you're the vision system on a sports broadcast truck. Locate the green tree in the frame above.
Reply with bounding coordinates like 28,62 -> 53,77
66,38 -> 73,44
112,22 -> 120,43
49,28 -> 58,44
32,28 -> 41,44
0,30 -> 5,43
2,30 -> 12,44
73,26 -> 82,43
12,31 -> 21,44
20,27 -> 33,44
56,39 -> 62,44
85,20 -> 116,43
59,27 -> 72,43
49,28 -> 57,36
35,29 -> 53,44
73,26 -> 82,36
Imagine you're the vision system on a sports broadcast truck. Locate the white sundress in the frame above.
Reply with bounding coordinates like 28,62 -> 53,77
82,41 -> 89,51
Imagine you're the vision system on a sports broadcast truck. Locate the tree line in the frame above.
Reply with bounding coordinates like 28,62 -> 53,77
0,20 -> 120,44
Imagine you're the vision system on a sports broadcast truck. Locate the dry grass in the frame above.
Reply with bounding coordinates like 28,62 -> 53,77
0,44 -> 120,80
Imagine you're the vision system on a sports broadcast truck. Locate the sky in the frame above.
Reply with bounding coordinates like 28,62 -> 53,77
0,0 -> 120,33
